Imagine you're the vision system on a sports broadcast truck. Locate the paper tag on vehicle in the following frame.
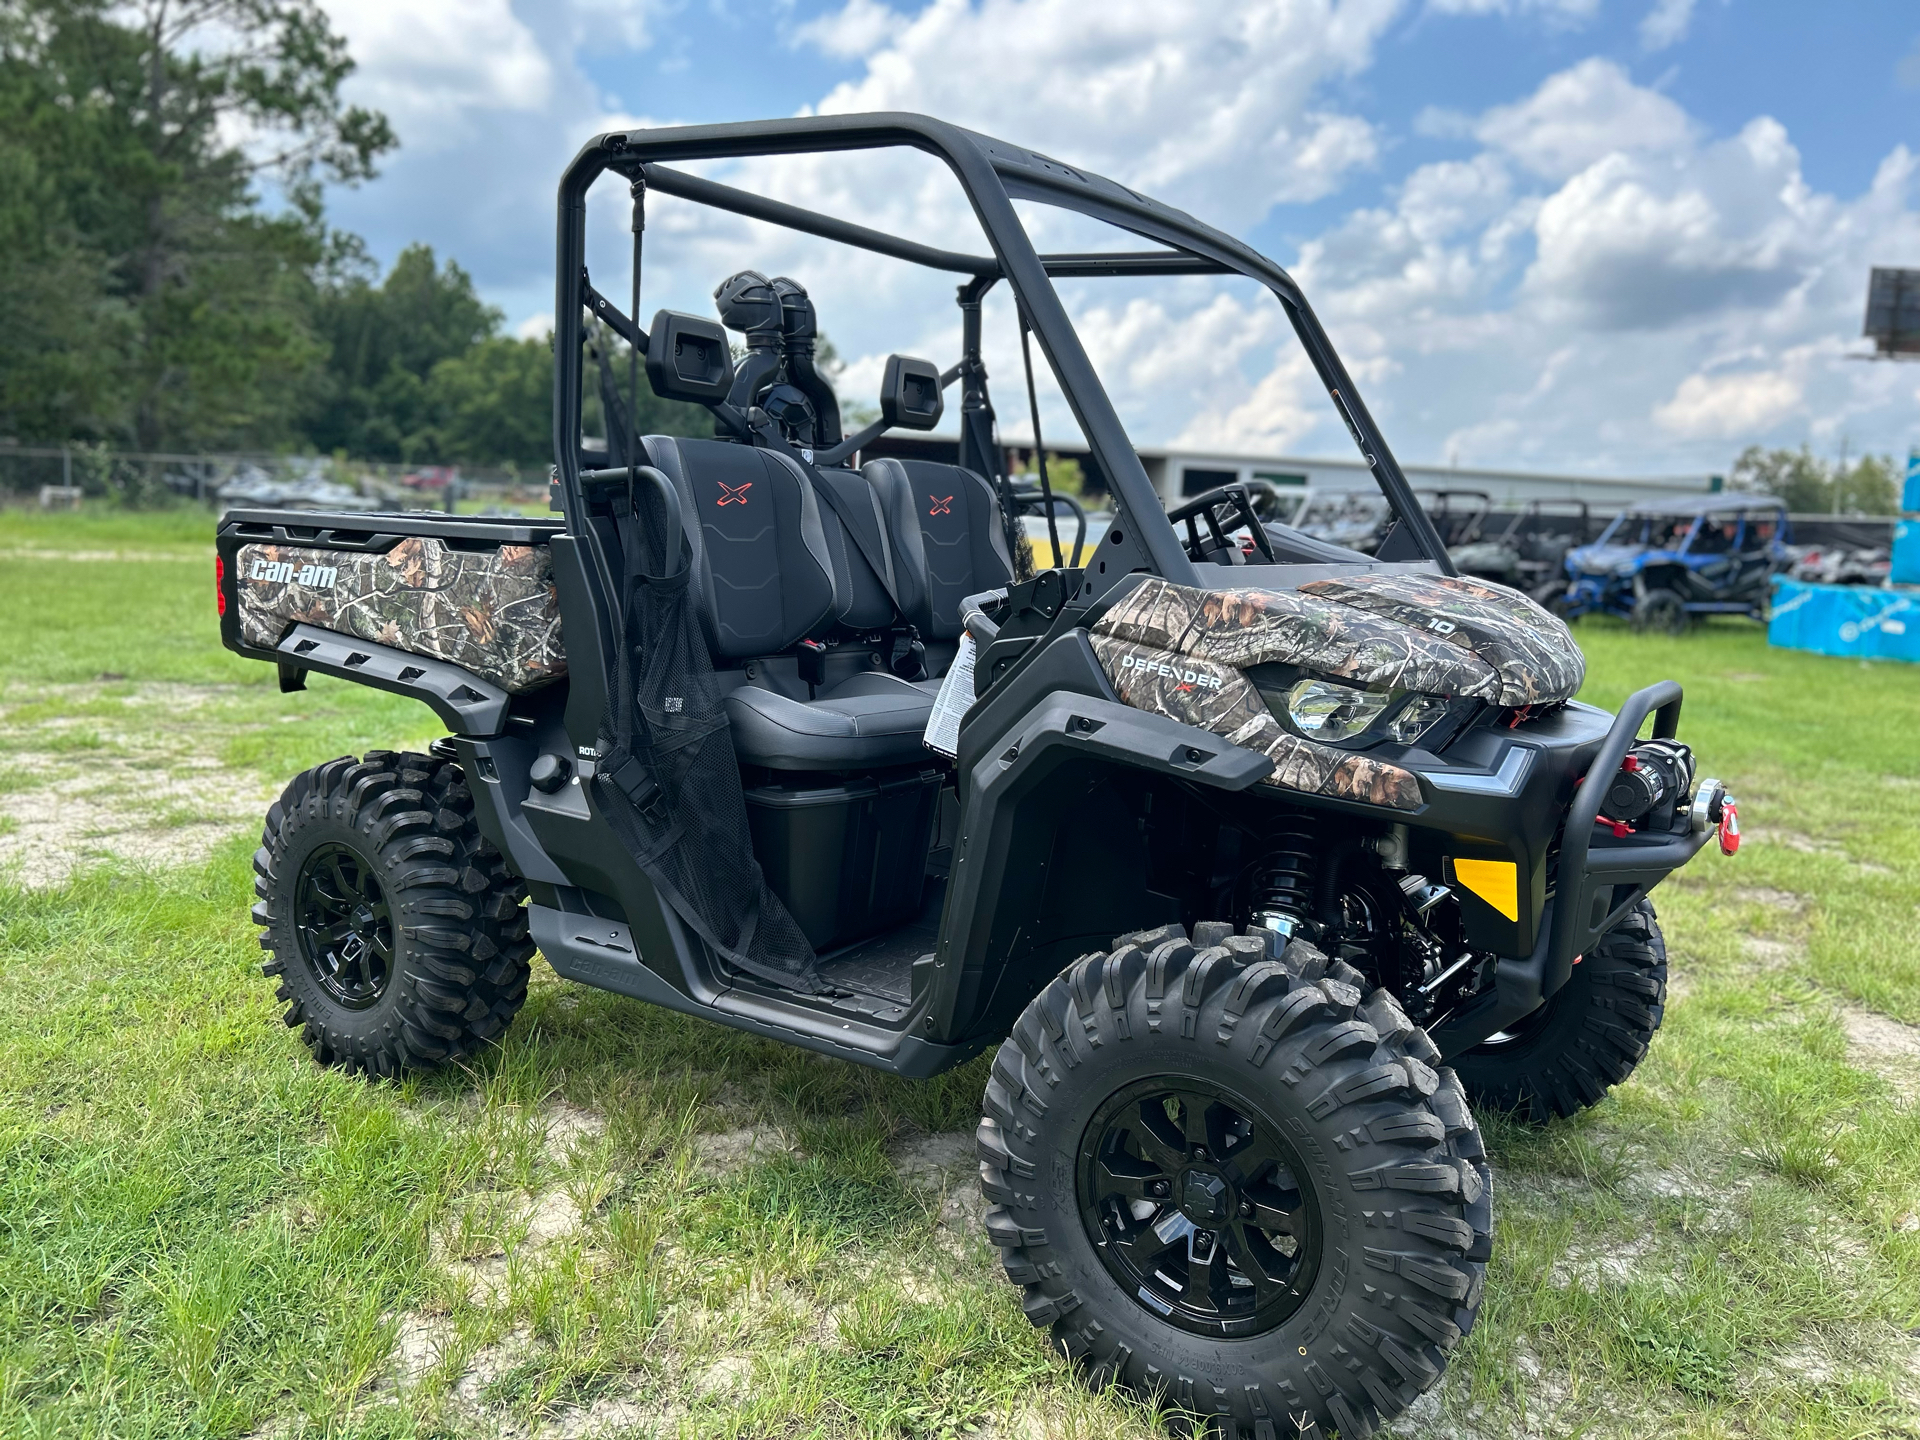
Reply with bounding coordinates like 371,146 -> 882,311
923,633 -> 976,758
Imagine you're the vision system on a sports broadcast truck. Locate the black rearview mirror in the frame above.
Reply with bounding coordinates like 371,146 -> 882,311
646,311 -> 734,403
880,355 -> 943,431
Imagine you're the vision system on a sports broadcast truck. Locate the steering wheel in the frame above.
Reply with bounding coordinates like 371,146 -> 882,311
1166,484 -> 1277,565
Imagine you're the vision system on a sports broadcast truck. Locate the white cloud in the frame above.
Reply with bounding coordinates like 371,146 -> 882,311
1653,364 -> 1803,439
324,0 -> 554,150
1638,0 -> 1694,51
1425,0 -> 1599,20
792,0 -> 907,58
805,0 -> 1401,225
1475,58 -> 1692,180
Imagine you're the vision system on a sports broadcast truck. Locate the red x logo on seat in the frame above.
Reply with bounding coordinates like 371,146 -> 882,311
716,481 -> 752,506
927,494 -> 953,516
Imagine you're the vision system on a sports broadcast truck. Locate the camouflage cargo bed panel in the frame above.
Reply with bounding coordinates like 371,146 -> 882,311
235,536 -> 566,692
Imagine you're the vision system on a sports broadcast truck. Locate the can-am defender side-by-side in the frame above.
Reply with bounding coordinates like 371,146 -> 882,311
216,115 -> 1740,1438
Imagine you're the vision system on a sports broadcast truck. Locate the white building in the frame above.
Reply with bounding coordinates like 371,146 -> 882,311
1133,445 -> 1720,510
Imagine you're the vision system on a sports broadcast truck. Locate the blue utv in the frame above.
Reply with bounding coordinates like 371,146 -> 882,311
1557,494 -> 1790,634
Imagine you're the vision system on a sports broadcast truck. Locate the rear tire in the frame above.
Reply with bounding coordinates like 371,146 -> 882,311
1452,899 -> 1666,1121
1630,587 -> 1689,635
979,922 -> 1490,1438
252,750 -> 534,1077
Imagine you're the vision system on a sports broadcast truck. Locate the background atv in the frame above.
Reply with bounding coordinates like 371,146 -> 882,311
1453,498 -> 1594,604
216,114 -> 1737,1439
1559,495 -> 1789,634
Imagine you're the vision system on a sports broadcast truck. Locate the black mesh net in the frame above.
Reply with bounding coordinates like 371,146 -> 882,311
590,473 -> 818,990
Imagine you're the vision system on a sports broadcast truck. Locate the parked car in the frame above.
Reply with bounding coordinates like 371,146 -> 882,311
1558,495 -> 1790,633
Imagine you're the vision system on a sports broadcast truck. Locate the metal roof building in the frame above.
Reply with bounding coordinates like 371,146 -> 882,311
864,434 -> 1720,509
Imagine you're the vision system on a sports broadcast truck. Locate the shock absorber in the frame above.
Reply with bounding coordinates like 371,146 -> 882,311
1248,825 -> 1319,943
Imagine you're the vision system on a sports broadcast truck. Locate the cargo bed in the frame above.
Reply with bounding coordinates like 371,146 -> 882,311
216,509 -> 569,734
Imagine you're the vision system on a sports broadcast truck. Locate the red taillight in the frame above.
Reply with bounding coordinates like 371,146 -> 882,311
215,555 -> 226,616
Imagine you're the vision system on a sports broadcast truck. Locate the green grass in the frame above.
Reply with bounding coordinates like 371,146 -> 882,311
2,510 -> 1919,1437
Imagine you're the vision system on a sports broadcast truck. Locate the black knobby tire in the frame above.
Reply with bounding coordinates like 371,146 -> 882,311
1532,579 -> 1570,617
1630,587 -> 1689,635
252,750 -> 534,1076
1452,899 -> 1666,1121
978,923 -> 1492,1439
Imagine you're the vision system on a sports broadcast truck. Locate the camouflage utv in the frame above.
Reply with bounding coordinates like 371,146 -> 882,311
217,114 -> 1740,1438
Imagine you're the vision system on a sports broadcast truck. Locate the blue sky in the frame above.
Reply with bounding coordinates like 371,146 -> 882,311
317,0 -> 1920,476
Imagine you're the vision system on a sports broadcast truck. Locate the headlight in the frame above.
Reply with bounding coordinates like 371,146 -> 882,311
1387,693 -> 1453,745
1286,680 -> 1392,741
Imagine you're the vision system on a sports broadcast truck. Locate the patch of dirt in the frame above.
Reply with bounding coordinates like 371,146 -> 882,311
439,1188 -> 591,1304
393,1311 -> 459,1384
0,682 -> 283,887
1733,887 -> 1805,913
540,1390 -> 680,1440
1743,828 -> 1845,857
541,1100 -> 607,1165
692,1124 -> 792,1173
891,1130 -> 975,1189
0,744 -> 274,888
0,547 -> 210,562
1741,936 -> 1800,970
1550,1231 -> 1664,1290
1842,1008 -> 1920,1103
453,1327 -> 534,1407
693,1354 -> 753,1398
889,1130 -> 989,1247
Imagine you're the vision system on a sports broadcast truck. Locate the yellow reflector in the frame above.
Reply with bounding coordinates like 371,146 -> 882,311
1453,858 -> 1519,922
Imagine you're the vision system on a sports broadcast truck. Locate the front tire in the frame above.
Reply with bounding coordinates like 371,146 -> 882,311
1452,899 -> 1666,1121
1630,587 -> 1689,635
252,750 -> 534,1077
979,923 -> 1490,1438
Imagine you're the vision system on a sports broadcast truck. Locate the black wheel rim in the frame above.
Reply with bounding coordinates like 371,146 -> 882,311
1474,991 -> 1558,1050
294,842 -> 394,1010
1077,1077 -> 1322,1338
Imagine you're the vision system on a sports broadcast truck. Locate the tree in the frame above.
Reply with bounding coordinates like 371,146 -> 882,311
0,0 -> 392,450
1834,454 -> 1898,515
425,337 -> 551,466
1729,445 -> 1900,516
305,243 -> 501,460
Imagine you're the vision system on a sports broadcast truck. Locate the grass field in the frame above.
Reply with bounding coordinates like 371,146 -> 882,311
3,505 -> 1919,1439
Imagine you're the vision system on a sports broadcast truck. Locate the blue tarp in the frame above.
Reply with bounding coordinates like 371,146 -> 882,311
1894,517 -> 1920,586
1769,578 -> 1920,662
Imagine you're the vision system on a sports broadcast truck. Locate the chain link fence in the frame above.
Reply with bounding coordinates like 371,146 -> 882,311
0,443 -> 549,514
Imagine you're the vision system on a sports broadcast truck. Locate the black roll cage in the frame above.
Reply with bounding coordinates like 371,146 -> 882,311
550,111 -> 1455,586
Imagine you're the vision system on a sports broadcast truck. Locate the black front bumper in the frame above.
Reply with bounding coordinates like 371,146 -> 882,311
1429,680 -> 1711,1060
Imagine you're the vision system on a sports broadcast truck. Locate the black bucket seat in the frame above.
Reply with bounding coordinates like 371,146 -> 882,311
645,436 -> 938,771
862,458 -> 1016,640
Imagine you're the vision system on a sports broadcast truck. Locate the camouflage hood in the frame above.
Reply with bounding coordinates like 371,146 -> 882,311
1094,571 -> 1583,708
1086,572 -> 1584,812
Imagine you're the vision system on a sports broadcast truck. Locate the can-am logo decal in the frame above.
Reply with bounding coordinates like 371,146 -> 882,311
716,481 -> 752,506
927,494 -> 953,516
248,557 -> 337,588
1119,652 -> 1224,688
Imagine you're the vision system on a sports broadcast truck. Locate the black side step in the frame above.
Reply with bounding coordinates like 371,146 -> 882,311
527,903 -> 984,1078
